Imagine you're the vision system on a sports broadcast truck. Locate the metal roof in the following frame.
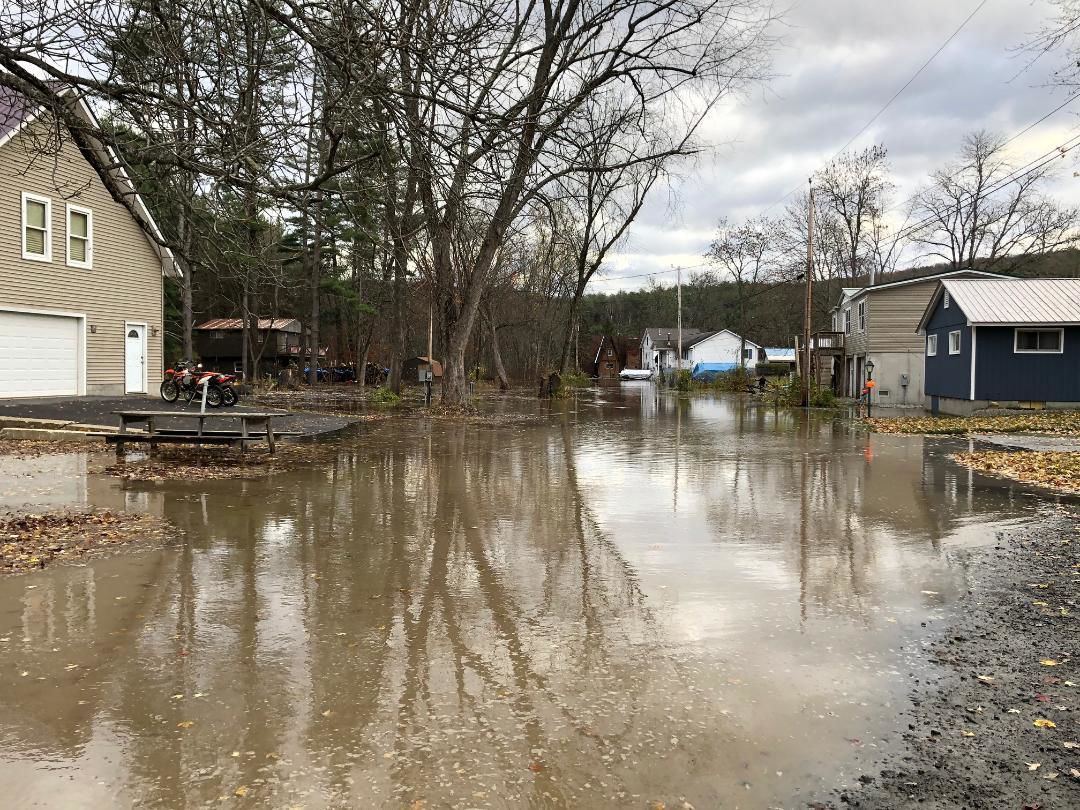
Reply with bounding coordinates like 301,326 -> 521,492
935,278 -> 1080,326
831,269 -> 1007,311
195,318 -> 302,332
763,347 -> 796,361
642,327 -> 709,349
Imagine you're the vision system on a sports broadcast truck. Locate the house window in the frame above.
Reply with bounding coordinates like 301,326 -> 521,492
606,362 -> 614,369
844,309 -> 851,335
943,291 -> 950,309
21,192 -> 51,261
878,389 -> 891,398
66,204 -> 93,268
858,301 -> 866,332
607,348 -> 613,357
1014,328 -> 1063,354
65,205 -> 92,268
927,334 -> 938,356
743,347 -> 754,360
948,330 -> 961,355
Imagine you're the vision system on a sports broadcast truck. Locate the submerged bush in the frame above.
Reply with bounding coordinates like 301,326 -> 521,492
561,371 -> 592,389
370,386 -> 402,405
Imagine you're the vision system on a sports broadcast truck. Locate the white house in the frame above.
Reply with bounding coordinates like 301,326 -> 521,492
640,327 -> 761,376
641,327 -> 708,375
684,329 -> 761,372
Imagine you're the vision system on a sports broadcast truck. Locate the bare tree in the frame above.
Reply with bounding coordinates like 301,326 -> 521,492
911,130 -> 1080,271
706,216 -> 782,355
814,145 -> 893,283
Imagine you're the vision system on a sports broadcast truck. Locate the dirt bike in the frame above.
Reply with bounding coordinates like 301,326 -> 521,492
160,361 -> 224,407
209,371 -> 239,406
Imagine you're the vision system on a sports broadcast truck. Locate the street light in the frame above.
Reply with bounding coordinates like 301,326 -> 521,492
865,359 -> 876,417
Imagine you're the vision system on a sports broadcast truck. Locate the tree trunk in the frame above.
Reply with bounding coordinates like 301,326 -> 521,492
308,191 -> 322,385
488,312 -> 510,390
558,277 -> 588,374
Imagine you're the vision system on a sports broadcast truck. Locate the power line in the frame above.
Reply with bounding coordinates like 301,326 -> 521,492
754,0 -> 989,219
888,130 -> 1080,245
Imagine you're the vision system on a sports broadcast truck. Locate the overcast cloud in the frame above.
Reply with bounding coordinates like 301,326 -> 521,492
596,0 -> 1078,291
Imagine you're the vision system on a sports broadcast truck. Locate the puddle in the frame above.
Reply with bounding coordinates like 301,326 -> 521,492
0,390 -> 1059,808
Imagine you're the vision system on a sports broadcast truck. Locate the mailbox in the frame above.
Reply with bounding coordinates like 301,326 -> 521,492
900,373 -> 909,387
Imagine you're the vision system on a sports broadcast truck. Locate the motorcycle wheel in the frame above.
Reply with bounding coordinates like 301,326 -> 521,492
204,384 -> 224,408
160,379 -> 179,402
221,384 -> 238,407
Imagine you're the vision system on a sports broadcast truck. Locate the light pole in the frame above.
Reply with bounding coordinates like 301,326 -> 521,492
865,359 -> 875,417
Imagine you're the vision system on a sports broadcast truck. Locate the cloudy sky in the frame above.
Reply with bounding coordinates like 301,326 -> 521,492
595,0 -> 1079,291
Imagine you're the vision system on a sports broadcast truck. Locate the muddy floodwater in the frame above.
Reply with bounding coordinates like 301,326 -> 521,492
0,388 -> 1058,808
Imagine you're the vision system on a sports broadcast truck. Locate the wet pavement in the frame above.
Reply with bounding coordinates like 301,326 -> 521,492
0,387 -> 1068,809
0,395 -> 357,436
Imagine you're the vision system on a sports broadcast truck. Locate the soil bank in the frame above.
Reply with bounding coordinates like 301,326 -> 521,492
825,508 -> 1080,809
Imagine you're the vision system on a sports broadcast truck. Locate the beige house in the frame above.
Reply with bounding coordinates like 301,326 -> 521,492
829,269 -> 1003,406
0,87 -> 174,397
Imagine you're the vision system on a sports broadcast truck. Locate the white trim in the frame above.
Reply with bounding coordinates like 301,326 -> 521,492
65,203 -> 93,269
21,192 -> 52,262
948,330 -> 962,355
970,326 -> 977,401
0,91 -> 177,277
124,320 -> 149,394
1013,327 -> 1065,354
0,305 -> 86,396
858,300 -> 866,332
927,334 -> 938,356
0,109 -> 38,150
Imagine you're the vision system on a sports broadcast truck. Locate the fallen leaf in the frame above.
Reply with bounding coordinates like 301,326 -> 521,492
528,761 -> 544,773
1043,772 -> 1060,780
977,674 -> 995,684
1028,762 -> 1042,771
234,785 -> 248,797
1041,660 -> 1061,666
177,720 -> 194,729
1034,718 -> 1058,729
1064,741 -> 1080,749
961,730 -> 976,737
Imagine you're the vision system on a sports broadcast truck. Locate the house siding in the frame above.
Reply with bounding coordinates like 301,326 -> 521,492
0,116 -> 163,394
974,326 -> 1080,402
923,295 -> 972,401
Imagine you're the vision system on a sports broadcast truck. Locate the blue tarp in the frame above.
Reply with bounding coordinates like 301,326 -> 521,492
691,362 -> 737,380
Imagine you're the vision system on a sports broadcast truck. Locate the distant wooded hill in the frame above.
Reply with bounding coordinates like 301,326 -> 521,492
579,249 -> 1080,349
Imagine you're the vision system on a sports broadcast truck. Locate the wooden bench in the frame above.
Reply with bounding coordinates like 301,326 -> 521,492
109,410 -> 288,456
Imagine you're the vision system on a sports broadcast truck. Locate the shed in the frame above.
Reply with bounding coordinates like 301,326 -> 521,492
194,318 -> 303,375
917,278 -> 1080,415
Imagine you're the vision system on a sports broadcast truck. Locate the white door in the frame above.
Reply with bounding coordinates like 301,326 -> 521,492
125,324 -> 146,393
0,311 -> 80,397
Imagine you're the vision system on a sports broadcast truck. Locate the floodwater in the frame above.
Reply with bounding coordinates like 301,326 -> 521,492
0,388 -> 1060,809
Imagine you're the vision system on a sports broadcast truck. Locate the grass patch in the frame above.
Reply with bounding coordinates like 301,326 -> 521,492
953,450 -> 1080,494
868,411 -> 1080,437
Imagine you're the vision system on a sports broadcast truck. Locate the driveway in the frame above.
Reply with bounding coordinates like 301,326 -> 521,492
0,396 -> 358,437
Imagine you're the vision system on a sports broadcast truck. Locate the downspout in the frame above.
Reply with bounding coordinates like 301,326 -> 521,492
969,326 -> 977,401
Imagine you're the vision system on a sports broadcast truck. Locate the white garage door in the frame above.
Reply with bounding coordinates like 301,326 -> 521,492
0,311 -> 81,397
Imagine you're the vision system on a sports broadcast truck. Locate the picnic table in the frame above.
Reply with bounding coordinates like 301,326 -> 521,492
98,410 -> 294,456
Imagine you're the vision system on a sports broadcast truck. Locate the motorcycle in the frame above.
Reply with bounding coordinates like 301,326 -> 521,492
160,360 -> 224,407
211,371 -> 240,406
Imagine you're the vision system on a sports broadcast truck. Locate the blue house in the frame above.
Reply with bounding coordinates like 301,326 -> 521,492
917,278 -> 1080,415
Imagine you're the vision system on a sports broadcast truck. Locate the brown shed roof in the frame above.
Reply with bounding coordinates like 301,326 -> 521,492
195,318 -> 302,333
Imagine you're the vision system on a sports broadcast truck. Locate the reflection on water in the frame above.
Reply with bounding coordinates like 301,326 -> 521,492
0,390 -> 1057,808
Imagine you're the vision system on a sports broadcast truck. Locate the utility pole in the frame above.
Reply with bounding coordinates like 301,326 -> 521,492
426,301 -> 433,405
801,181 -> 815,407
676,265 -> 683,375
